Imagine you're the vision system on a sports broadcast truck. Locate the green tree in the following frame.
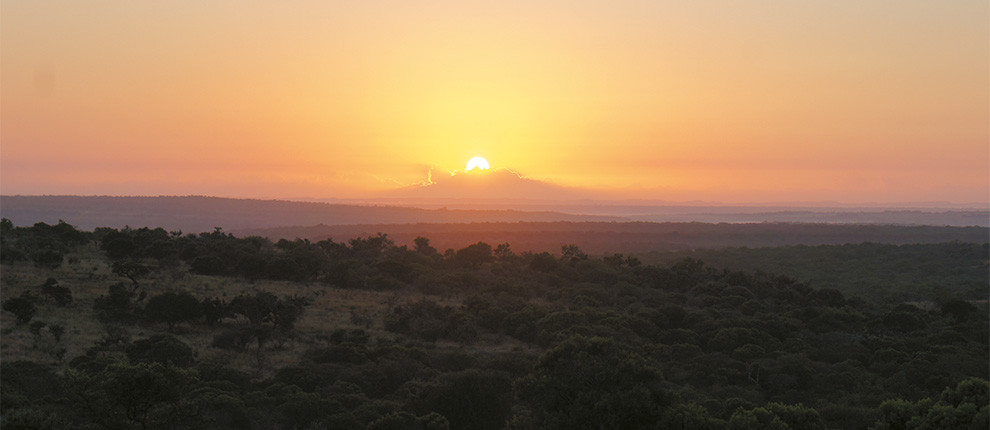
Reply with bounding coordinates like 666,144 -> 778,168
39,277 -> 72,306
658,403 -> 726,430
66,362 -> 198,430
3,295 -> 37,324
415,236 -> 439,258
516,336 -> 667,429
101,234 -> 136,260
30,249 -> 63,270
872,378 -> 990,430
201,297 -> 231,326
729,406 -> 790,430
144,292 -> 202,331
126,334 -> 195,367
93,283 -> 140,322
417,369 -> 513,430
454,242 -> 493,269
228,291 -> 309,350
111,260 -> 150,286
560,244 -> 588,264
368,412 -> 450,430
940,299 -> 978,323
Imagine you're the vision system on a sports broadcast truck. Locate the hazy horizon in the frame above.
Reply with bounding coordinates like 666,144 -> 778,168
2,191 -> 988,210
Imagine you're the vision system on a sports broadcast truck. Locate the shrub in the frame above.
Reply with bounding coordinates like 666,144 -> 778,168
144,291 -> 202,331
126,334 -> 195,367
39,278 -> 72,306
30,249 -> 63,270
3,295 -> 37,324
211,328 -> 254,352
93,283 -> 139,322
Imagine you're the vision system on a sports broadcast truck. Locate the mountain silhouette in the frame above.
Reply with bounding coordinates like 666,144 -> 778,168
0,195 -> 621,233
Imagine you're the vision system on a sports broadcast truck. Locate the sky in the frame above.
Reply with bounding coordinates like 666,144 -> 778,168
2,1 -> 988,204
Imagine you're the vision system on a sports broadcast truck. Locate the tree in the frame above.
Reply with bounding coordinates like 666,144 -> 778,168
39,277 -> 72,306
111,260 -> 150,286
201,297 -> 232,326
416,369 -> 513,430
230,292 -> 279,327
30,249 -> 63,270
516,336 -> 667,428
728,406 -> 790,430
190,255 -> 226,276
454,242 -> 493,269
940,299 -> 978,323
872,378 -> 990,430
126,334 -> 195,367
93,283 -> 139,322
66,362 -> 197,430
560,244 -> 588,264
348,233 -> 394,260
144,292 -> 202,331
3,295 -> 37,324
493,243 -> 513,261
527,252 -> 559,273
367,412 -> 449,430
414,236 -> 439,258
659,403 -> 726,430
101,235 -> 136,260
228,291 -> 308,350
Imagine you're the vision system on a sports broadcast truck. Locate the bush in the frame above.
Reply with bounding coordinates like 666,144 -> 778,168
516,336 -> 667,429
367,412 -> 449,430
191,255 -> 226,276
304,344 -> 370,365
211,328 -> 254,352
3,295 -> 37,324
384,300 -> 477,343
126,334 -> 195,367
93,283 -> 139,322
330,328 -> 370,345
39,278 -> 72,306
30,249 -> 63,270
415,370 -> 513,430
144,291 -> 202,331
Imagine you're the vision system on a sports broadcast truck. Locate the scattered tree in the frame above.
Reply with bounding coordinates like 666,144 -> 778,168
3,295 -> 37,324
39,278 -> 72,306
144,292 -> 202,331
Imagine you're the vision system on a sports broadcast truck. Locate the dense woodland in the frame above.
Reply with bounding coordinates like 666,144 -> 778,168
643,243 -> 990,303
1,219 -> 987,429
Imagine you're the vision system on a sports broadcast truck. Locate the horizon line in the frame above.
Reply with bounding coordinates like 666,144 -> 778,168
2,194 -> 988,210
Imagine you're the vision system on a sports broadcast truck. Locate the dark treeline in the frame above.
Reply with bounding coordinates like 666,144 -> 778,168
240,221 -> 990,255
1,220 -> 988,429
643,243 -> 990,303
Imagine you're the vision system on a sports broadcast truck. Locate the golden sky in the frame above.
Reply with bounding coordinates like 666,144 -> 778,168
2,1 -> 988,204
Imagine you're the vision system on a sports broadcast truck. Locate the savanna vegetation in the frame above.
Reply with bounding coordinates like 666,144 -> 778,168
1,219 -> 987,429
642,243 -> 990,303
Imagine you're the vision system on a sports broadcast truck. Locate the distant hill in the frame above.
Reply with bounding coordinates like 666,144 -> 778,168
239,222 -> 990,254
298,198 -> 990,227
0,195 -> 622,233
627,209 -> 990,226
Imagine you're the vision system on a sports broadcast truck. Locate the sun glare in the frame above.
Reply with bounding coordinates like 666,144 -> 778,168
465,157 -> 490,171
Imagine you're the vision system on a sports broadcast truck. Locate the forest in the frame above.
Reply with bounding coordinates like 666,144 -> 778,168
1,219 -> 987,429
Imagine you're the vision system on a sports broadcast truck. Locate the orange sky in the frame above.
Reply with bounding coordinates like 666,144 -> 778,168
2,1 -> 988,204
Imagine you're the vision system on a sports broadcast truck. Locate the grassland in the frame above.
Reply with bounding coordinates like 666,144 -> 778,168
0,244 -> 532,378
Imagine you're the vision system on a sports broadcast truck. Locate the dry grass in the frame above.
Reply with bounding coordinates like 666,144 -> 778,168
1,246 -> 531,377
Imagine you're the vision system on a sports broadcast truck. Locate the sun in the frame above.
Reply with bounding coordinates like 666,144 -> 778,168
465,156 -> 490,171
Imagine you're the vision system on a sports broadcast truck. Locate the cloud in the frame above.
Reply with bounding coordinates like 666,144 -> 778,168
384,167 -> 597,201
